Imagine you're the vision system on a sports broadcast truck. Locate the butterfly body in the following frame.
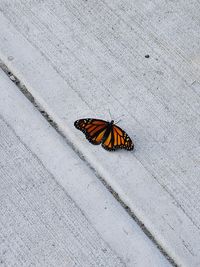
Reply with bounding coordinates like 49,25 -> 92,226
101,120 -> 114,143
74,118 -> 134,151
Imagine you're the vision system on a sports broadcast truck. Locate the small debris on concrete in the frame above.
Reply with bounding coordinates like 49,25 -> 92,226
10,75 -> 16,81
8,56 -> 14,61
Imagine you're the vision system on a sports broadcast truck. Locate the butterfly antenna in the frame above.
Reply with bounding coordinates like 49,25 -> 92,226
108,109 -> 112,120
115,119 -> 122,124
115,114 -> 125,124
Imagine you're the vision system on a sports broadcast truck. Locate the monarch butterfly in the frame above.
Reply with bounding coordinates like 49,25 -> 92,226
74,118 -> 134,151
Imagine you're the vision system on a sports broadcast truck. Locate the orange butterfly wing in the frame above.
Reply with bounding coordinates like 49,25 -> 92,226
74,118 -> 108,145
102,124 -> 134,151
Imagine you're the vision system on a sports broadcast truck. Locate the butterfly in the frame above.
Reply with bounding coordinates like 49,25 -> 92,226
74,118 -> 134,151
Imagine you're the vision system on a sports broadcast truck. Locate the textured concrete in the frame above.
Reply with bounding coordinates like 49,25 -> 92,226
0,70 -> 171,266
0,0 -> 200,266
